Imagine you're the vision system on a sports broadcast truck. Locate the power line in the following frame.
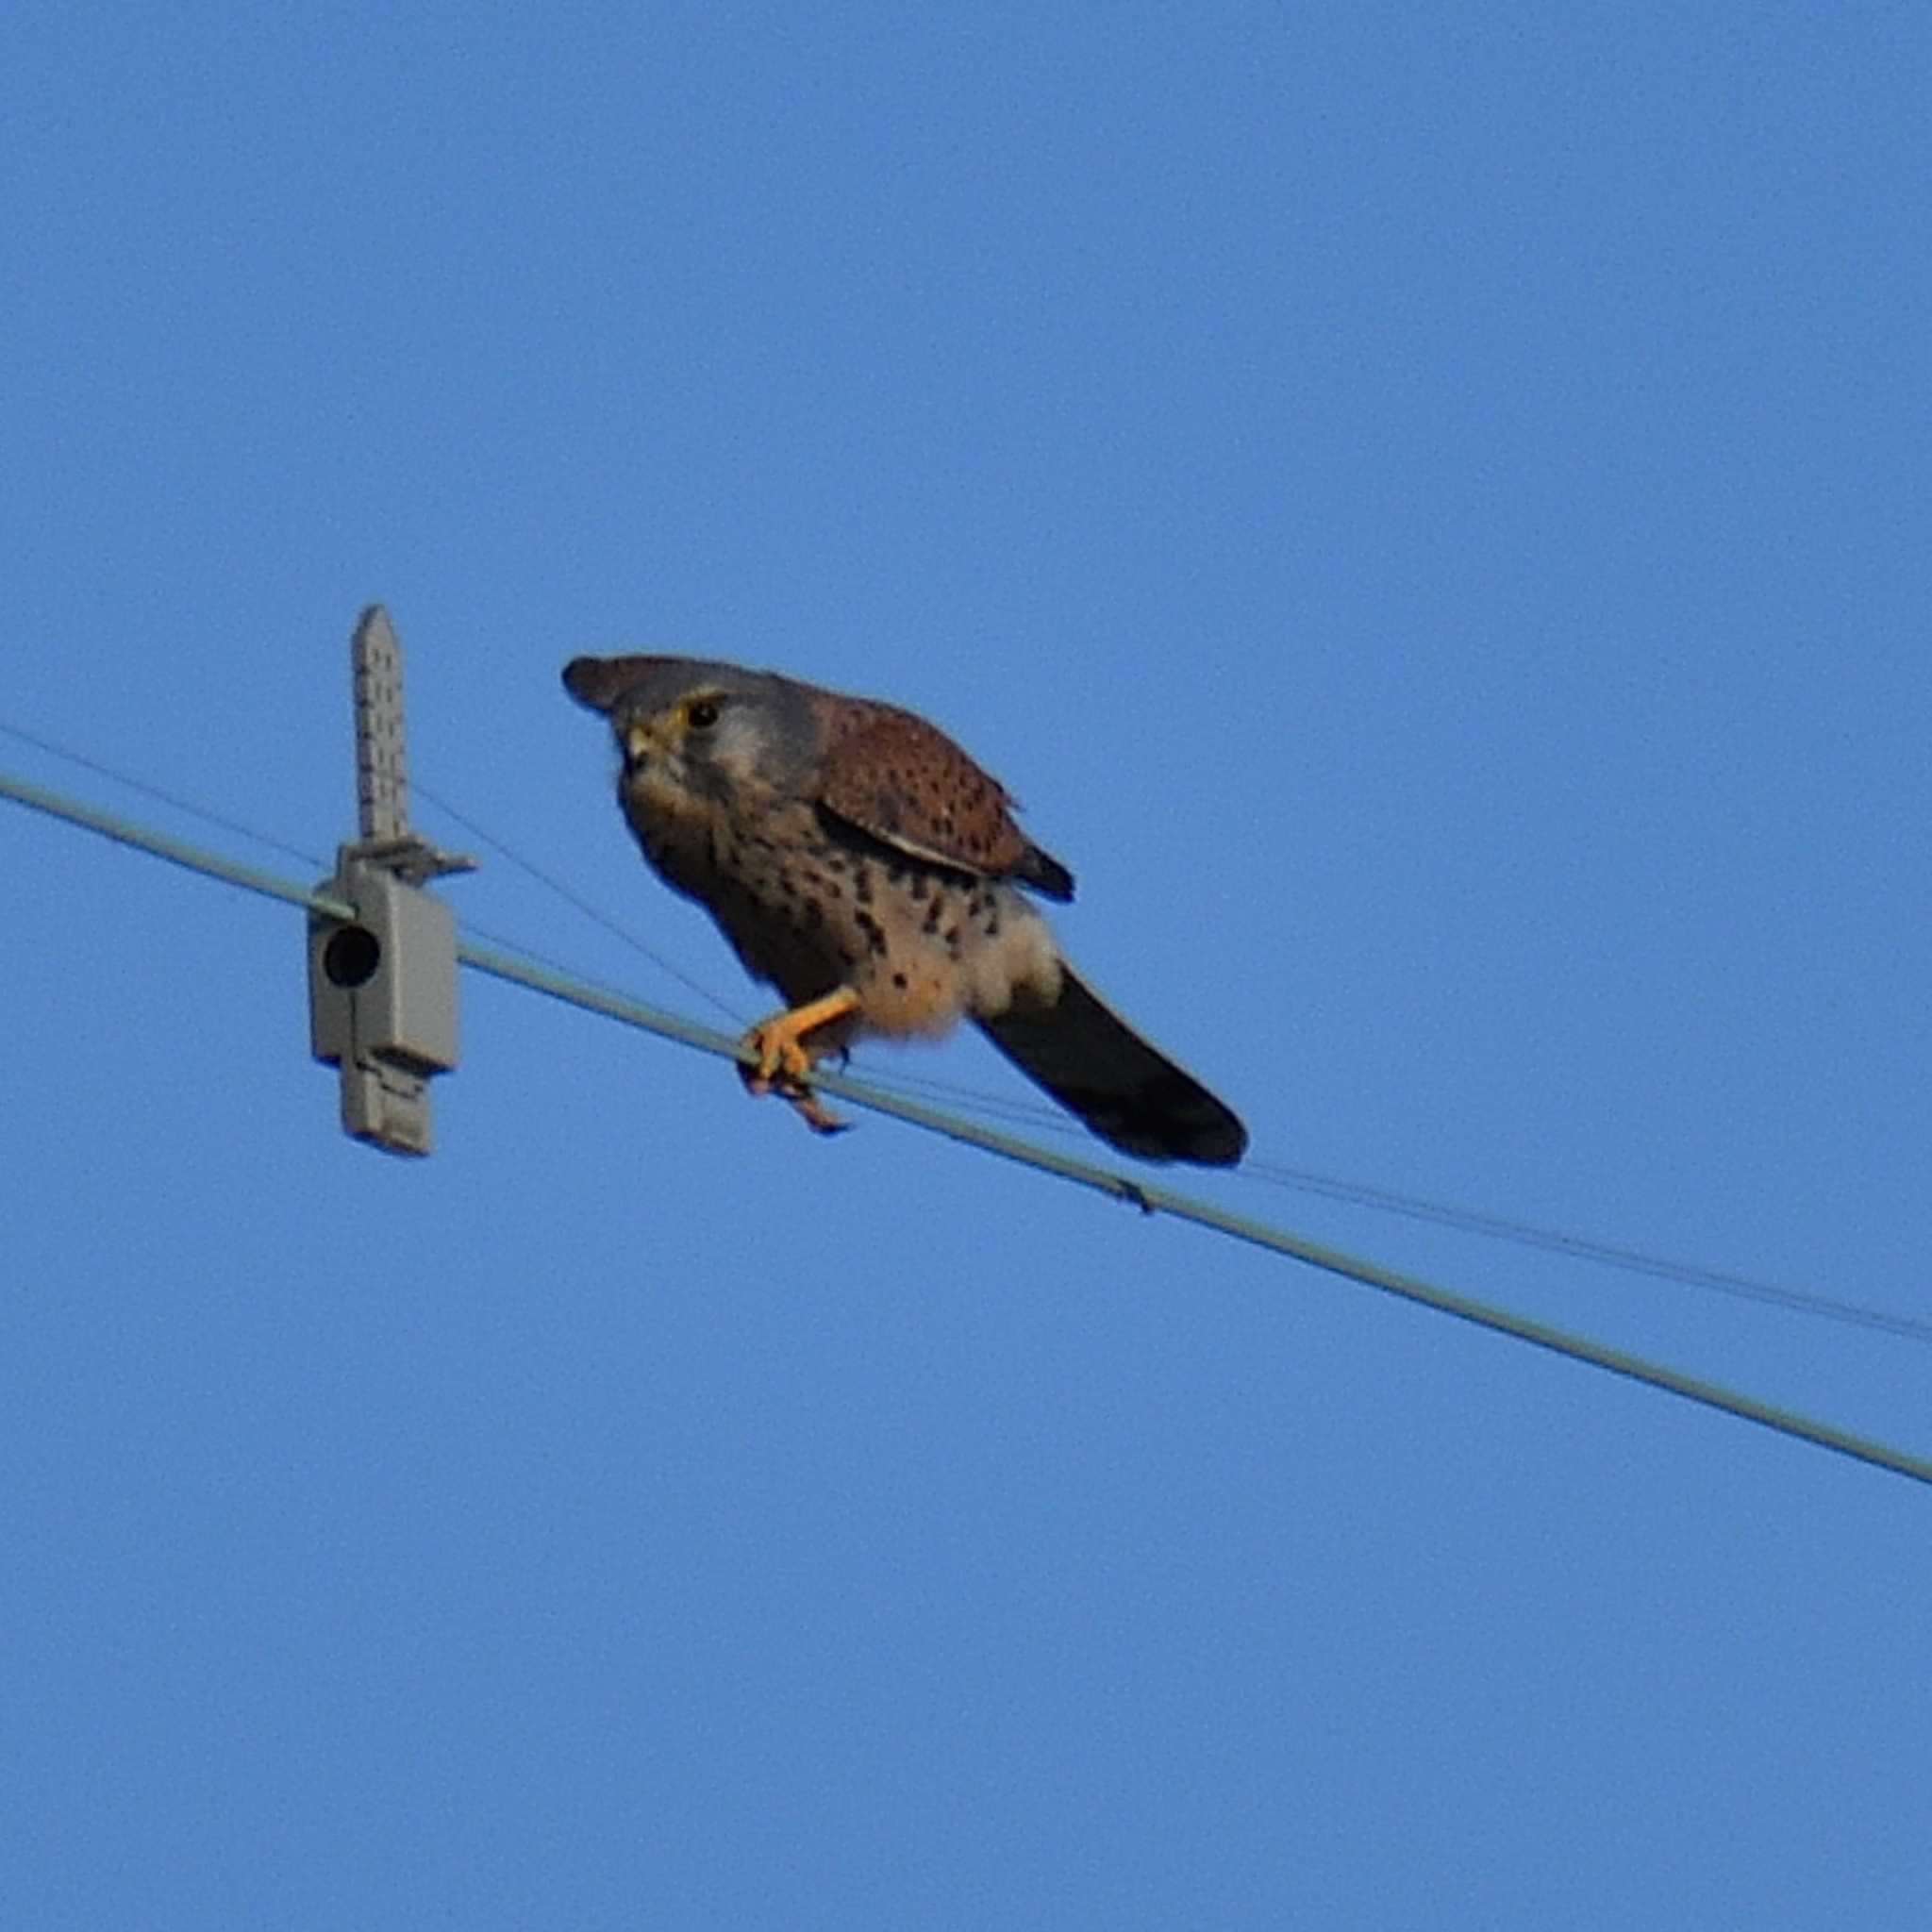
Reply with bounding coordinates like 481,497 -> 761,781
412,772 -> 1932,1343
8,710 -> 1914,1344
6,761 -> 1930,1492
391,780 -> 1932,1347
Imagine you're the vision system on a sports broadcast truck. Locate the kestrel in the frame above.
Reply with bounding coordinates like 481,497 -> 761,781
562,655 -> 1246,1166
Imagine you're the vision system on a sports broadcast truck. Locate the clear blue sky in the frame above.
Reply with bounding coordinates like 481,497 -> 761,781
4,6 -> 1927,1925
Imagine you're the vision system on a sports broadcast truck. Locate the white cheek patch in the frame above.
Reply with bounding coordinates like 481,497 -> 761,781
708,715 -> 769,789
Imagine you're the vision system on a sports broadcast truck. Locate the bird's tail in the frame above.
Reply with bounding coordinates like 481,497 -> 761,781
976,965 -> 1246,1167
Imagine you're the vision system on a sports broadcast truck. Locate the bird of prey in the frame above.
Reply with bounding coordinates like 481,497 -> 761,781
562,655 -> 1246,1166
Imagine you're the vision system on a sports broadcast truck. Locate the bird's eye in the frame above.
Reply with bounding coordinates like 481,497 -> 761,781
686,697 -> 722,731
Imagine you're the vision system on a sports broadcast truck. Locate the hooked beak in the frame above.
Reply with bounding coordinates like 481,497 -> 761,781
623,717 -> 669,771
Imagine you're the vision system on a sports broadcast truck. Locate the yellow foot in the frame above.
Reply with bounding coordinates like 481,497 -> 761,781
738,987 -> 861,1136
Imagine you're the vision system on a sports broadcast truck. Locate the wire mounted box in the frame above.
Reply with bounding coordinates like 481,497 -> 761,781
308,607 -> 474,1156
309,861 -> 461,1152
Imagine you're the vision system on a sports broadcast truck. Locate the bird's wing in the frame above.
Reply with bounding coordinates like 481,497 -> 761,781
816,708 -> 1073,899
976,966 -> 1247,1166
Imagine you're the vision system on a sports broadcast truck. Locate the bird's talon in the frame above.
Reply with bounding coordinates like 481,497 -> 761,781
740,1062 -> 850,1136
734,989 -> 861,1136
782,1082 -> 851,1137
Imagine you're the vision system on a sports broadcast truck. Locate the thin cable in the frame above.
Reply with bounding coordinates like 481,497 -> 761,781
0,716 -> 325,872
6,762 -> 1929,1493
838,1058 -> 1081,1131
413,779 -> 748,1026
1244,1161 -> 1932,1344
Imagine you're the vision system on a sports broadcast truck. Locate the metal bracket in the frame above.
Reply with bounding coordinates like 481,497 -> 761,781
308,606 -> 475,1155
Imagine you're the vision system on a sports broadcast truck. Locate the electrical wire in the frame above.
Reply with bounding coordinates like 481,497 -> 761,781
6,712 -> 1923,1349
5,760 -> 1929,1493
414,764 -> 1932,1347
412,764 -> 1932,1344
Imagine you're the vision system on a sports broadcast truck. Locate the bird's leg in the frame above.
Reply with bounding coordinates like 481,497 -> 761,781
739,986 -> 862,1135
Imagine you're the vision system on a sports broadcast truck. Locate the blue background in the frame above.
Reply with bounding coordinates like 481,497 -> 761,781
4,6 -> 1927,1925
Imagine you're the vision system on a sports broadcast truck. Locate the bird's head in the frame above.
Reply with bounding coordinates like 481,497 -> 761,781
562,654 -> 815,821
